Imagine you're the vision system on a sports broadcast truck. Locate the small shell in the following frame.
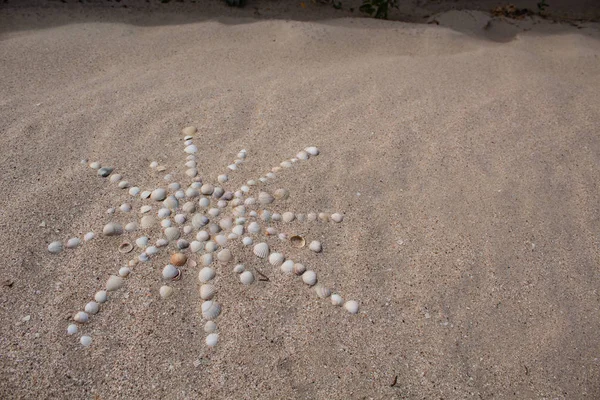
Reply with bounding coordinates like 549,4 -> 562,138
239,271 -> 254,285
232,225 -> 244,236
119,203 -> 132,212
84,232 -> 95,241
74,311 -> 89,323
344,300 -> 359,314
125,222 -> 138,232
174,214 -> 186,224
247,222 -> 261,234
253,242 -> 269,258
192,213 -> 209,229
102,222 -> 123,236
80,336 -> 93,347
119,242 -> 133,253
242,237 -> 253,246
109,174 -> 122,183
280,161 -> 292,168
218,174 -> 228,183
163,196 -> 179,209
273,188 -> 290,200
170,253 -> 187,266
140,216 -> 157,229
190,241 -> 203,253
118,267 -> 131,277
282,212 -> 295,223
141,190 -> 152,199
204,321 -> 217,333
67,324 -> 78,335
129,186 -> 141,196
280,260 -> 294,275
314,284 -> 331,299
205,241 -> 218,252
318,213 -> 329,222
84,301 -> 99,314
266,227 -> 277,236
182,201 -> 196,213
186,168 -> 198,178
89,161 -> 101,169
196,231 -> 209,241
106,275 -> 124,291
293,263 -> 306,276
215,234 -> 227,246
164,227 -> 180,241
302,270 -> 317,286
201,301 -> 221,320
48,241 -> 63,254
94,291 -> 108,303
296,150 -> 309,160
233,264 -> 245,274
307,213 -> 317,222
217,249 -> 232,263
185,144 -> 198,154
177,239 -> 189,250
309,241 -> 322,253
331,294 -> 343,306
159,285 -> 174,299
198,267 -> 216,283
161,219 -> 172,228
331,213 -> 344,223
305,146 -> 319,156
258,192 -> 274,204
201,253 -> 213,266
150,188 -> 167,201
118,181 -> 130,189
268,252 -> 285,267
199,284 -> 216,300
66,238 -> 81,249
146,246 -> 159,256
205,333 -> 219,347
186,187 -> 200,198
200,184 -> 214,195
182,126 -> 197,135
162,264 -> 180,280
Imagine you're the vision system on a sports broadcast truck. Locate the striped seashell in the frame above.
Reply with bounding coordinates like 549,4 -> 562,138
253,242 -> 269,258
302,270 -> 317,286
258,191 -> 274,204
280,260 -> 294,275
247,222 -> 260,234
268,252 -> 285,267
239,271 -> 254,285
201,301 -> 221,320
293,263 -> 306,276
198,267 -> 216,283
273,188 -> 290,200
199,284 -> 216,300
314,284 -> 331,299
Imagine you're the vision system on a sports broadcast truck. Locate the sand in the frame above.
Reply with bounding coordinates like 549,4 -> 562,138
1,1 -> 599,399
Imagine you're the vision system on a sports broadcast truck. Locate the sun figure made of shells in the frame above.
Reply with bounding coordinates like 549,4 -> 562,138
48,126 -> 360,348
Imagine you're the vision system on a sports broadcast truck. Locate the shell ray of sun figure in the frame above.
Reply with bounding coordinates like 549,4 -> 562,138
45,125 -> 359,348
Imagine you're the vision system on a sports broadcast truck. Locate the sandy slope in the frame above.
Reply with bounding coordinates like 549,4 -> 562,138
0,2 -> 599,399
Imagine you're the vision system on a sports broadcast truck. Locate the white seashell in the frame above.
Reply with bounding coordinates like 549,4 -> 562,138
204,321 -> 217,333
273,188 -> 290,200
331,213 -> 344,223
192,213 -> 209,229
178,240 -> 190,251
67,324 -> 78,335
201,253 -> 213,266
150,161 -> 159,169
109,174 -> 122,183
271,213 -> 281,222
280,161 -> 292,168
94,291 -> 108,303
233,205 -> 246,216
84,232 -> 95,241
118,181 -> 130,189
282,212 -> 295,223
208,208 -> 220,217
141,190 -> 152,199
199,284 -> 216,300
314,284 -> 331,299
259,177 -> 267,183
159,285 -> 174,299
163,196 -> 178,209
293,263 -> 306,276
184,144 -> 198,154
118,267 -> 131,277
213,187 -> 224,199
80,336 -> 93,347
198,267 -> 216,283
168,182 -> 181,191
280,260 -> 294,275
247,222 -> 260,234
89,161 -> 101,169
119,203 -> 131,213
318,212 -> 329,222
162,264 -> 180,280
218,174 -> 228,183
186,187 -> 200,198
186,168 -> 198,178
198,197 -> 210,208
201,301 -> 221,320
190,181 -> 202,188
160,219 -> 172,228
215,234 -> 227,246
128,259 -> 138,267
196,231 -> 209,241
135,236 -> 149,248
138,253 -> 149,262
66,238 -> 80,249
140,216 -> 157,229
242,237 -> 253,246
217,200 -> 228,208
48,241 -> 63,254
217,249 -> 232,263
278,233 -> 288,241
244,197 -> 256,206
200,184 -> 214,195
331,294 -> 343,306
266,172 -> 276,179
239,271 -> 254,285
106,275 -> 124,291
205,333 -> 219,347
266,227 -> 277,236
253,242 -> 269,258
190,241 -> 203,253
125,222 -> 138,232
258,192 -> 274,204
150,188 -> 167,201
103,222 -> 123,236
307,212 -> 317,222
228,164 -> 238,170
182,201 -> 196,213
302,270 -> 317,286
205,241 -> 217,253
217,217 -> 232,230
164,227 -> 180,241
296,150 -> 309,160
174,214 -> 187,224
232,225 -> 244,236
74,311 -> 89,323
344,300 -> 359,314
305,146 -> 319,156
182,126 -> 197,135
84,301 -> 99,314
249,211 -> 258,217
233,264 -> 245,274
268,252 -> 285,267
309,241 -> 322,253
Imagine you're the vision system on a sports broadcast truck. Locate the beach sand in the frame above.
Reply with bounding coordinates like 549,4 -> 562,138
1,1 -> 599,398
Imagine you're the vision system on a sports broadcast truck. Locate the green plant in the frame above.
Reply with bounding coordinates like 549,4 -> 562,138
537,0 -> 549,12
359,0 -> 399,19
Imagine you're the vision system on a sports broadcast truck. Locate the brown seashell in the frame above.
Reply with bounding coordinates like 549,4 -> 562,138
170,253 -> 187,266
119,242 -> 133,253
290,235 -> 305,248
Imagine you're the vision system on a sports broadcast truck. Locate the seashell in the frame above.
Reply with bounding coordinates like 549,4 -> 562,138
305,146 -> 319,156
94,290 -> 108,303
125,222 -> 138,232
157,166 -> 166,172
280,161 -> 292,168
231,198 -> 242,207
175,191 -> 185,200
128,187 -> 141,197
67,324 -> 78,335
150,188 -> 167,201
205,241 -> 218,252
331,213 -> 344,223
190,241 -> 203,253
177,239 -> 189,249
259,177 -> 267,183
141,190 -> 152,199
128,259 -> 138,267
196,231 -> 209,242
222,191 -> 234,201
282,212 -> 295,223
201,254 -> 213,267
213,187 -> 224,199
186,168 -> 198,178
235,217 -> 247,226
199,284 -> 216,300
184,225 -> 193,234
162,264 -> 180,280
150,161 -> 158,169
80,336 -> 93,347
186,187 -> 200,198
66,238 -> 80,249
174,214 -> 186,224
248,211 -> 258,217
120,203 -> 131,212
118,181 -> 130,189
205,333 -> 219,347
84,232 -> 95,241
258,192 -> 274,204
217,249 -> 232,263
164,227 -> 180,241
273,188 -> 290,200
290,235 -> 305,248
170,253 -> 187,266
106,275 -> 124,291
314,284 -> 331,299
233,264 -> 245,274
318,212 -> 329,222
198,197 -> 210,208
85,301 -> 99,314
217,174 -> 229,183
185,144 -> 198,154
215,234 -> 227,246
201,301 -> 221,320
135,236 -> 149,248
271,213 -> 282,222
74,311 -> 89,323
160,219 -> 172,228
191,181 -> 202,188
253,242 -> 269,258
208,208 -> 220,217
89,161 -> 101,169
119,242 -> 133,253
159,285 -> 174,299
204,321 -> 217,333
296,213 -> 306,222
344,300 -> 359,314
103,222 -> 123,236
296,150 -> 309,160
208,224 -> 221,235
232,225 -> 244,236
182,126 -> 197,135
238,149 -> 247,159
268,252 -> 285,267
163,196 -> 178,209
192,213 -> 209,229
239,271 -> 254,285
198,267 -> 216,283
278,233 -> 288,241
306,213 -> 317,222
109,174 -> 122,183
140,215 -> 157,229
309,241 -> 322,253
302,270 -> 317,286
233,205 -> 246,216
280,260 -> 294,275
266,227 -> 277,236
244,197 -> 256,206
293,263 -> 306,276
272,166 -> 282,173
228,164 -> 237,171
182,201 -> 196,213
48,241 -> 63,254
138,253 -> 149,262
200,184 -> 214,195
331,294 -> 343,306
247,222 -> 260,234
242,237 -> 253,246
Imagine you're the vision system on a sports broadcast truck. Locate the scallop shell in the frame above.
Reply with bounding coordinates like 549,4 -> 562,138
331,213 -> 344,223
217,249 -> 232,263
331,294 -> 343,306
204,321 -> 217,333
253,242 -> 269,258
201,301 -> 221,320
309,240 -> 322,253
48,241 -> 63,254
159,285 -> 174,299
74,311 -> 89,323
268,252 -> 285,267
84,301 -> 99,314
162,264 -> 180,280
119,242 -> 133,253
293,263 -> 306,276
106,275 -> 124,291
282,212 -> 295,223
94,291 -> 108,303
205,333 -> 219,347
290,235 -> 305,248
80,336 -> 93,347
258,191 -> 274,204
280,260 -> 294,275
314,284 -> 331,299
150,188 -> 167,201
199,284 -> 216,300
302,270 -> 317,286
239,271 -> 254,285
198,267 -> 216,283
102,222 -> 123,236
344,300 -> 359,314
273,188 -> 290,200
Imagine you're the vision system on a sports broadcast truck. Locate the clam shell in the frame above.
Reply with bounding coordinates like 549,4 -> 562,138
159,285 -> 174,299
198,197 -> 210,207
232,225 -> 244,236
94,290 -> 108,303
258,192 -> 274,204
318,213 -> 329,222
161,219 -> 172,228
266,227 -> 277,236
186,168 -> 198,178
259,210 -> 271,221
182,126 -> 197,135
213,187 -> 224,199
273,188 -> 290,200
305,146 -> 319,156
67,324 -> 78,335
214,235 -> 227,247
293,263 -> 306,276
217,249 -> 232,263
164,227 -> 180,241
239,271 -> 254,285
119,242 -> 133,253
103,222 -> 123,236
204,321 -> 217,333
118,267 -> 131,277
201,253 -> 213,266
185,144 -> 198,154
233,264 -> 245,274
309,241 -> 322,253
66,238 -> 80,249
200,184 -> 214,195
290,235 -> 305,248
80,336 -> 93,347
280,161 -> 292,168
170,253 -> 187,266
190,241 -> 203,253
84,301 -> 99,314
282,212 -> 295,223
271,213 -> 281,221
74,311 -> 89,323
199,284 -> 216,300
141,190 -> 152,199
208,208 -> 220,217
84,232 -> 95,241
125,222 -> 138,232
163,196 -> 179,209
186,187 -> 200,198
129,186 -> 142,195
201,301 -> 221,320
146,246 -> 159,256
48,241 -> 63,254
205,241 -> 217,252
314,284 -> 331,299
118,181 -> 130,189
302,270 -> 317,286
331,294 -> 343,306
280,260 -> 294,275
247,222 -> 260,234
106,275 -> 124,291
242,237 -> 253,246
268,252 -> 285,267
162,264 -> 180,280
218,174 -> 228,183
296,150 -> 309,160
140,215 -> 157,229
150,188 -> 167,201
307,213 -> 317,222
182,201 -> 196,213
109,174 -> 122,183
219,217 -> 233,230
120,203 -> 131,212
192,213 -> 209,229
198,267 -> 216,283
331,213 -> 344,223
253,242 -> 269,258
177,239 -> 189,250
344,300 -> 359,314
174,214 -> 186,224
139,253 -> 149,262
205,333 -> 219,347
89,161 -> 101,169
196,231 -> 209,241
